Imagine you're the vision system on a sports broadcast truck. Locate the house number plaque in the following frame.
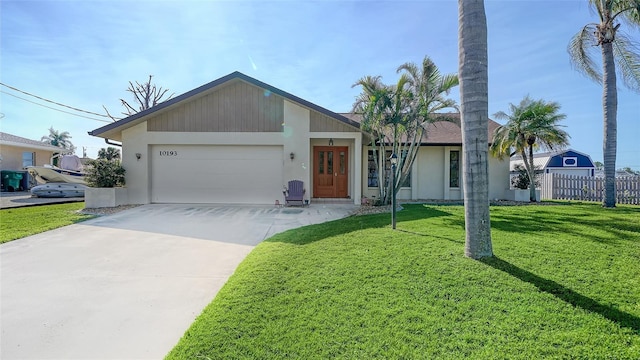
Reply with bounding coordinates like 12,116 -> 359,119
159,150 -> 178,156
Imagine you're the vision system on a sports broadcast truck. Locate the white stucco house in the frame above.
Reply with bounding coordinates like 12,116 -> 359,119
89,71 -> 509,205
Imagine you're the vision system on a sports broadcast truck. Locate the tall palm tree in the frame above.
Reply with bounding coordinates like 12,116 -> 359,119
490,96 -> 571,202
458,0 -> 492,259
568,0 -> 640,207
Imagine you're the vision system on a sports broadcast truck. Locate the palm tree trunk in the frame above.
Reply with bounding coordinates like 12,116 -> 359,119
458,0 -> 492,259
601,41 -> 617,208
528,145 -> 537,202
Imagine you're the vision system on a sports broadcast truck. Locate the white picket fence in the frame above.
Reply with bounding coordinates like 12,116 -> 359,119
540,174 -> 640,205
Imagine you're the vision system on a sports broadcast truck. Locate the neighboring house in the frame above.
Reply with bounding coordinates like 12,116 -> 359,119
510,149 -> 596,179
88,71 -> 509,205
0,132 -> 67,190
0,132 -> 65,171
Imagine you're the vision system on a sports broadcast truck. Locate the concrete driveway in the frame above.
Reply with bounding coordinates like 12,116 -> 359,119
0,203 -> 356,359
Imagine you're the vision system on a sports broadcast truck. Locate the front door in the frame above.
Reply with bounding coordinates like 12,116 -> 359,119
313,146 -> 349,198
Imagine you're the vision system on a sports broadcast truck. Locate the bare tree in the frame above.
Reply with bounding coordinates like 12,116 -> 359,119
104,75 -> 174,121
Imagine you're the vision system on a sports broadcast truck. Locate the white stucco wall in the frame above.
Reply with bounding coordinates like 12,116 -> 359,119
361,145 -> 510,202
118,100 -> 362,205
488,155 -> 510,200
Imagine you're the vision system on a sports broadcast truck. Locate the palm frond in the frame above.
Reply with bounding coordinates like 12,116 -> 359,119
612,31 -> 640,92
568,24 -> 602,83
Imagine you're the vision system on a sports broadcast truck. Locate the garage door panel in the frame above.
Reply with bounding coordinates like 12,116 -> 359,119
151,145 -> 283,204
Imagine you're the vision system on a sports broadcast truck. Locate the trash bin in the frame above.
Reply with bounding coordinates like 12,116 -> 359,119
1,170 -> 24,192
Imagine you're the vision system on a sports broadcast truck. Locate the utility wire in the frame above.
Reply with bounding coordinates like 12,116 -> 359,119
0,82 -> 117,119
1,90 -> 111,123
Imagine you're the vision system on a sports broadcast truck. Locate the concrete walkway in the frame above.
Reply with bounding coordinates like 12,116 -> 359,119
0,203 -> 356,359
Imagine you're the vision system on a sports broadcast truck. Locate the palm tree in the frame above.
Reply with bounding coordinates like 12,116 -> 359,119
458,0 -> 492,259
41,127 -> 74,151
352,57 -> 458,205
41,127 -> 75,166
97,147 -> 121,161
396,56 -> 459,188
490,96 -> 571,202
353,74 -> 410,204
568,0 -> 640,207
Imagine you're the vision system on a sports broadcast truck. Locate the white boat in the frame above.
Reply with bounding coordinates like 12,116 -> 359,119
27,155 -> 87,185
30,182 -> 88,198
27,155 -> 88,197
27,165 -> 86,185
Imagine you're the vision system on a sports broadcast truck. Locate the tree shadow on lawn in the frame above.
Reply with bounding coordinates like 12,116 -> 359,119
482,256 -> 640,334
266,205 -> 455,246
485,206 -> 639,244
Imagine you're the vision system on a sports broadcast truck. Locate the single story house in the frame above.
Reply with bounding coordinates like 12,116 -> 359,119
0,131 -> 66,190
510,149 -> 596,179
89,71 -> 509,205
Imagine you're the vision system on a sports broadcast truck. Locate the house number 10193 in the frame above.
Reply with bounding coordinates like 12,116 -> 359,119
159,150 -> 178,156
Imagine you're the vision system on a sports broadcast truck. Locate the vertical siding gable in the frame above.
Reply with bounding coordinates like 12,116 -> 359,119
147,80 -> 284,132
310,111 -> 358,132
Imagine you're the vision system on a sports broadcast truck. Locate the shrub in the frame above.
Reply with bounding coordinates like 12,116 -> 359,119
511,164 -> 540,190
85,159 -> 125,188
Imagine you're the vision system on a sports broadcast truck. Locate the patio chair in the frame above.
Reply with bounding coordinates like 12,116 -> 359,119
283,180 -> 306,206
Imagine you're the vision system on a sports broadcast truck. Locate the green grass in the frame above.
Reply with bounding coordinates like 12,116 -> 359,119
167,203 -> 640,359
0,202 -> 94,244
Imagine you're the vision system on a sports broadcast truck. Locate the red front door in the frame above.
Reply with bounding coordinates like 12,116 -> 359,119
313,146 -> 348,198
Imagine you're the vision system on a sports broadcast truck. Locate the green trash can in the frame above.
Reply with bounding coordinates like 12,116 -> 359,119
1,170 -> 24,192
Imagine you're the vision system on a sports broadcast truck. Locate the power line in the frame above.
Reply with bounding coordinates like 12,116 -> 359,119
0,82 -> 118,120
1,90 -> 111,123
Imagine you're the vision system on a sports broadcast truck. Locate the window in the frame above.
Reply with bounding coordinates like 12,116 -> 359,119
367,150 -> 411,188
449,150 -> 460,188
22,152 -> 35,168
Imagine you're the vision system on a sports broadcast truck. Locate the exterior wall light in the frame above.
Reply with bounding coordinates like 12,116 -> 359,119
329,138 -> 334,146
135,153 -> 142,161
290,152 -> 295,160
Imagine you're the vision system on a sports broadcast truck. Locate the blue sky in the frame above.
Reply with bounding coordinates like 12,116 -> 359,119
1,0 -> 638,168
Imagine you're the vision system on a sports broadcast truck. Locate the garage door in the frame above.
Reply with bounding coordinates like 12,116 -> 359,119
151,145 -> 283,204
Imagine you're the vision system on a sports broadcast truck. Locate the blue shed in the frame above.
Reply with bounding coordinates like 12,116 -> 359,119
511,149 -> 596,177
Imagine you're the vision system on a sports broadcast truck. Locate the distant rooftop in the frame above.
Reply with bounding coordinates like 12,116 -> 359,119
0,131 -> 68,152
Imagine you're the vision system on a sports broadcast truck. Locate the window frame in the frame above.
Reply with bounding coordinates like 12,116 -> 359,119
22,152 -> 35,168
449,150 -> 460,188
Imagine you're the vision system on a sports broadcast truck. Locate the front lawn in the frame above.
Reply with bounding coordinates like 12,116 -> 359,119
0,202 -> 93,244
167,203 -> 640,359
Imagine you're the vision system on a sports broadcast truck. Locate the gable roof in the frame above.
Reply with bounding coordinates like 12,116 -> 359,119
89,71 -> 360,139
340,113 -> 502,145
0,131 -> 65,152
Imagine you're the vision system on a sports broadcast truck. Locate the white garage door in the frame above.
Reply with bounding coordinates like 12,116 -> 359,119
151,145 -> 283,204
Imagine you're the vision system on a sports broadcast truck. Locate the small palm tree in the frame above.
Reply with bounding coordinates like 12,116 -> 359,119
352,56 -> 458,205
352,74 -> 411,204
97,147 -> 121,161
490,96 -> 570,202
568,0 -> 640,207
